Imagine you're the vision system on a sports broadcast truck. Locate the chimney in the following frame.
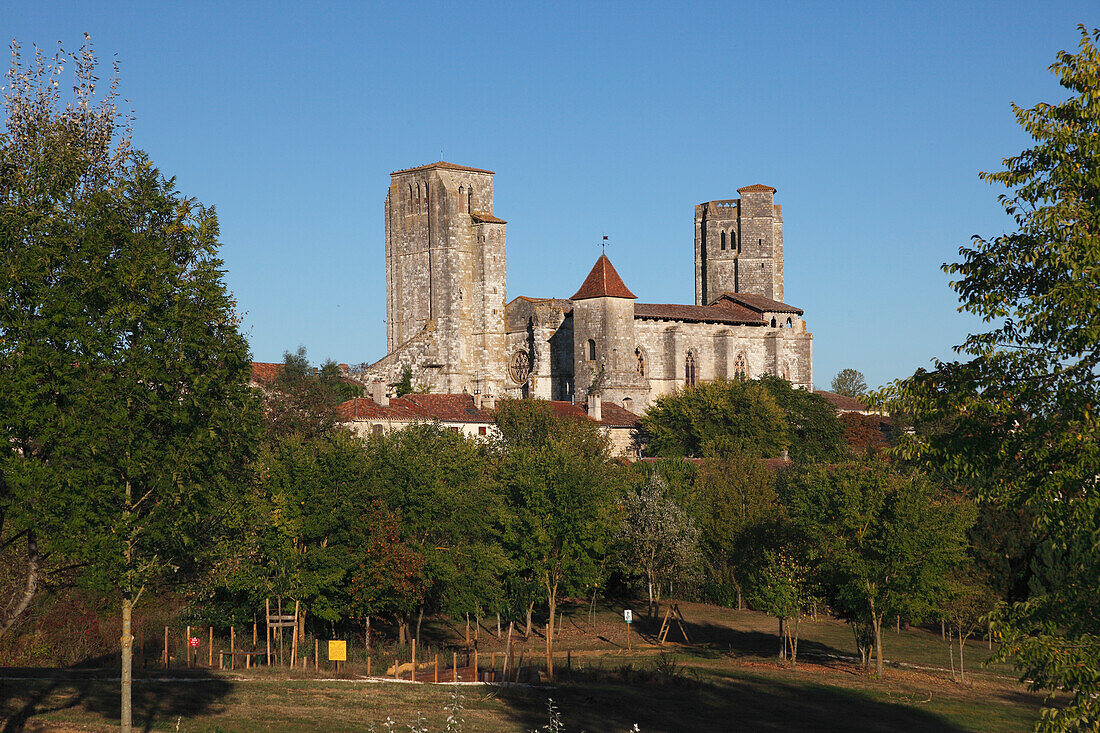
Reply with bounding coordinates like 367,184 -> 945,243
781,448 -> 789,461
371,381 -> 389,407
482,394 -> 496,411
587,392 -> 602,422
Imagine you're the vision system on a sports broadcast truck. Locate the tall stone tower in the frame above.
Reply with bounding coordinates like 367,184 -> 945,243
384,162 -> 507,394
694,184 -> 784,305
570,254 -> 650,408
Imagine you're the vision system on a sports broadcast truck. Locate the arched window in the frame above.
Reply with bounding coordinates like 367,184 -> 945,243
786,317 -> 793,328
622,397 -> 634,413
467,186 -> 474,213
770,317 -> 777,328
407,184 -> 414,214
587,339 -> 596,361
720,231 -> 726,251
732,231 -> 739,253
458,185 -> 465,212
685,352 -> 697,388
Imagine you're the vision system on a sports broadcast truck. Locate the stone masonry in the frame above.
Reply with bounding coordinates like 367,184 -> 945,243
360,162 -> 813,412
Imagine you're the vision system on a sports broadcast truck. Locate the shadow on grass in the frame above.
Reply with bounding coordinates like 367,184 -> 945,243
493,671 -> 974,733
0,656 -> 233,733
629,615 -> 852,663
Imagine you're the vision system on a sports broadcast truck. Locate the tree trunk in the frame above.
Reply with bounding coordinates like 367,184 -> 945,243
121,592 -> 133,733
398,619 -> 407,646
546,579 -> 557,680
416,607 -> 423,642
364,616 -> 371,650
0,530 -> 39,639
524,602 -> 533,638
789,617 -> 800,666
778,618 -> 786,660
958,628 -> 966,683
647,578 -> 655,619
872,612 -> 883,678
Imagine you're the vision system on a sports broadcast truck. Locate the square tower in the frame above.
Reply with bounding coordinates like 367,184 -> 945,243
384,162 -> 507,393
694,184 -> 784,305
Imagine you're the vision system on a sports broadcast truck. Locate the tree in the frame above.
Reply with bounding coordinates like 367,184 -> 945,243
493,398 -> 623,675
639,378 -> 788,458
831,369 -> 868,398
779,460 -> 973,677
619,473 -> 701,618
746,542 -> 818,665
883,26 -> 1100,729
941,566 -> 998,684
0,38 -> 258,732
693,454 -> 778,609
262,347 -> 359,439
757,374 -> 847,463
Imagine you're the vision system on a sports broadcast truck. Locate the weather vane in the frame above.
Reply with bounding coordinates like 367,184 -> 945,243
600,234 -> 608,251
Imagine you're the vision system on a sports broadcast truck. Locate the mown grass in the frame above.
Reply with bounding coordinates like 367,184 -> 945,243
0,599 -> 1041,732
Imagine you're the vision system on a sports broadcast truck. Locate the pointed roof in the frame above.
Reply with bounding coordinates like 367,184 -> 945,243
737,183 -> 777,194
570,254 -> 637,300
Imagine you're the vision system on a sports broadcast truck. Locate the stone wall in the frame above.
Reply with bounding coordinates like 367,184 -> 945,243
695,189 -> 784,305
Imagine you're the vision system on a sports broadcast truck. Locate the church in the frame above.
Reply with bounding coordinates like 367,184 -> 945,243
356,161 -> 813,414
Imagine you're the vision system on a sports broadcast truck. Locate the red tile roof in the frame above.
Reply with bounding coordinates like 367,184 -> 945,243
337,394 -> 639,428
634,302 -> 765,325
570,254 -> 637,300
391,161 -> 494,175
711,292 -> 803,315
471,211 -> 507,224
250,362 -> 282,385
814,390 -> 870,413
737,184 -> 777,193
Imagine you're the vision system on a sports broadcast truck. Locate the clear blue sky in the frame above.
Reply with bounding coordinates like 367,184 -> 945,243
8,1 -> 1096,390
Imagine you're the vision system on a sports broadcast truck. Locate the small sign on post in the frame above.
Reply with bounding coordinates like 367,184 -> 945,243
328,640 -> 346,672
624,609 -> 633,651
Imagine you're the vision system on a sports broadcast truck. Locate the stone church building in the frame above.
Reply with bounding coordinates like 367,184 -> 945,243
358,161 -> 813,413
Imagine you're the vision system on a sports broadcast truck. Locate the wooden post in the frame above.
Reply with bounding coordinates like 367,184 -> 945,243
626,620 -> 631,651
474,648 -> 479,681
546,626 -> 552,680
266,598 -> 271,666
394,658 -> 399,680
208,626 -> 213,667
490,651 -> 496,681
434,654 -> 439,683
475,614 -> 480,643
277,597 -> 283,666
496,613 -> 501,638
186,625 -> 191,668
315,638 -> 319,671
291,601 -> 299,668
465,613 -> 470,648
411,637 -> 416,672
453,651 -> 458,682
230,626 -> 235,670
253,621 -> 257,647
163,626 -> 168,669
366,654 -> 371,676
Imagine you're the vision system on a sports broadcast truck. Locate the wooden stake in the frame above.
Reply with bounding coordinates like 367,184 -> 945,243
253,621 -> 257,647
496,613 -> 500,638
474,648 -> 479,680
163,625 -> 168,669
434,654 -> 439,683
465,613 -> 470,648
626,621 -> 631,651
265,598 -> 271,666
394,658 -> 400,680
453,651 -> 458,682
315,638 -> 319,671
411,637 -> 416,672
208,626 -> 213,667
186,625 -> 191,668
291,601 -> 299,667
230,626 -> 235,670
546,626 -> 552,680
491,651 -> 496,680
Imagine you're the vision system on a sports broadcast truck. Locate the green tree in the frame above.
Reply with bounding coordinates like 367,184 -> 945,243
263,347 -> 360,439
364,423 -> 507,641
746,540 -> 818,665
619,473 -> 701,618
639,378 -> 788,458
693,454 -> 778,609
831,368 -> 868,398
780,460 -> 973,678
0,39 -> 258,732
493,398 -> 623,672
758,374 -> 847,462
883,26 -> 1100,729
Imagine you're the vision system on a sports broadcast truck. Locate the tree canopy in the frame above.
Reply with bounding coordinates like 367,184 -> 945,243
883,26 -> 1100,729
831,369 -> 868,398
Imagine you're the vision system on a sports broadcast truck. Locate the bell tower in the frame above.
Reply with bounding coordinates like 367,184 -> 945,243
695,184 -> 784,305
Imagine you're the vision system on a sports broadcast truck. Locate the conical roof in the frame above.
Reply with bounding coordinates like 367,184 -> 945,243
570,254 -> 637,300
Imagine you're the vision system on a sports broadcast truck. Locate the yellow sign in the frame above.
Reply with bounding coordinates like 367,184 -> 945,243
328,640 -> 346,662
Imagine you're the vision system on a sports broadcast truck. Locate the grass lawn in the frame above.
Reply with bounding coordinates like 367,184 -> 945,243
0,600 -> 1043,732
